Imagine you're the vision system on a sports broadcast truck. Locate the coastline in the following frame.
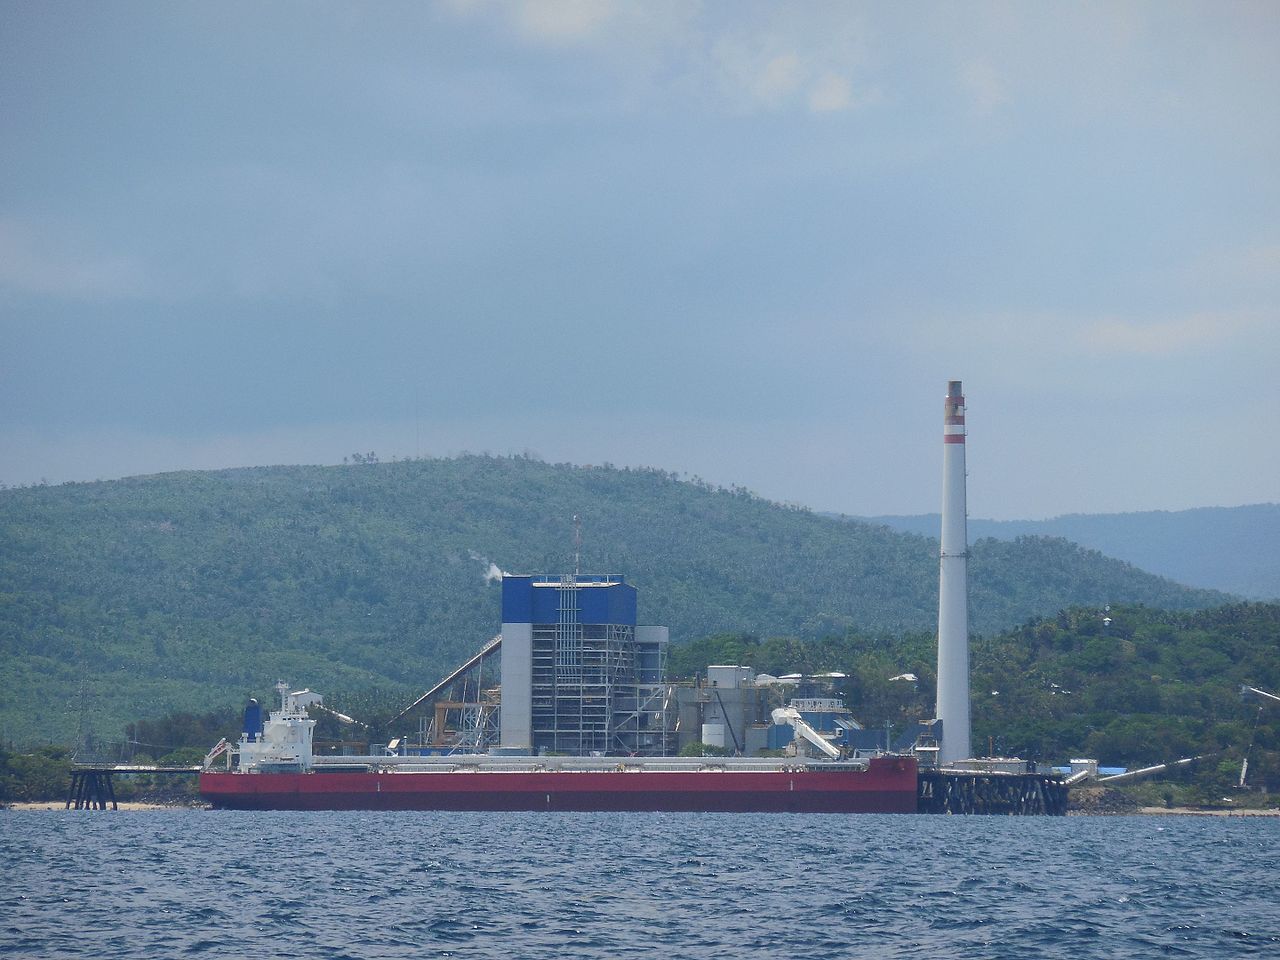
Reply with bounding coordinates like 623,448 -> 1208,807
1134,805 -> 1280,817
7,799 -> 1277,815
1070,806 -> 1280,817
4,801 -> 207,812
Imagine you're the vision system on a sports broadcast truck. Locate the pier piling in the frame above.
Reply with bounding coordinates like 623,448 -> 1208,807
65,769 -> 117,810
918,771 -> 1068,815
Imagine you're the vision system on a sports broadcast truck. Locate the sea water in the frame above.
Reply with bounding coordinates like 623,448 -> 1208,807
3,810 -> 1278,958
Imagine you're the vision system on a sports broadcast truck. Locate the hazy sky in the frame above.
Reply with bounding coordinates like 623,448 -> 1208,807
2,1 -> 1277,519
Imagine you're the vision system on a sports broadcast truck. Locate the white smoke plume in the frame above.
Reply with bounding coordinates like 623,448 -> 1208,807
469,551 -> 508,583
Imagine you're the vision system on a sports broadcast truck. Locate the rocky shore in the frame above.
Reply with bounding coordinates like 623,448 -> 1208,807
1068,785 -> 1280,816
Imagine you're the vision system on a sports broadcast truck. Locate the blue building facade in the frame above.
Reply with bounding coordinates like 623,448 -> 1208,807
499,575 -> 669,755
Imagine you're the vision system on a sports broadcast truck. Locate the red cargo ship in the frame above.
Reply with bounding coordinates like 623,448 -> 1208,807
199,684 -> 918,813
200,755 -> 918,813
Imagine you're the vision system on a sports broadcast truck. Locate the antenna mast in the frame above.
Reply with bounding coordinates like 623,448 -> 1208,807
572,514 -> 582,577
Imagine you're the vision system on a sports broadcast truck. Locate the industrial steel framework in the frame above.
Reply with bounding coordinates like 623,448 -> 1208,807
529,576 -> 670,755
392,635 -> 504,753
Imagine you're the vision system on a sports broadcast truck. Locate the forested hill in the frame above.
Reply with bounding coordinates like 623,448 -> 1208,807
0,456 -> 1229,745
864,504 -> 1280,600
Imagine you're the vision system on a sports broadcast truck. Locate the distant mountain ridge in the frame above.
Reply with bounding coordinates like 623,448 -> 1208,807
861,505 -> 1280,600
0,456 -> 1230,745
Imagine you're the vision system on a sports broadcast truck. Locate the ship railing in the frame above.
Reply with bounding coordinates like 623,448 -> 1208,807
309,755 -> 871,774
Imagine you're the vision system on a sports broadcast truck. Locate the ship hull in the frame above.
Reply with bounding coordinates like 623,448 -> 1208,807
201,756 -> 917,813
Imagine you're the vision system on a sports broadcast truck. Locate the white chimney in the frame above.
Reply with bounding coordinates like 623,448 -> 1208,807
936,379 -> 971,764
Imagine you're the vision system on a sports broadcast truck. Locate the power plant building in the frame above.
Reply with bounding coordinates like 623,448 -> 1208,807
499,575 -> 670,755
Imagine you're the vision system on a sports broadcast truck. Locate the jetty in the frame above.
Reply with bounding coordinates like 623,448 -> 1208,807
65,763 -> 199,810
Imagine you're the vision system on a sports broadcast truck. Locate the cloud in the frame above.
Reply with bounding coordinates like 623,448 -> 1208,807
513,0 -> 616,43
0,218 -> 153,300
808,72 -> 852,112
959,59 -> 1009,114
897,307 -> 1273,393
1193,242 -> 1280,289
1082,313 -> 1262,356
753,52 -> 803,105
446,0 -> 672,47
698,8 -> 878,115
444,1 -> 878,115
1238,244 -> 1280,276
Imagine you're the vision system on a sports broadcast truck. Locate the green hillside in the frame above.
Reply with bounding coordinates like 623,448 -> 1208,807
0,456 -> 1229,746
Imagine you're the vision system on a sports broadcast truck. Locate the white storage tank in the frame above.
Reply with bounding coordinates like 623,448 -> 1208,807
701,723 -> 726,748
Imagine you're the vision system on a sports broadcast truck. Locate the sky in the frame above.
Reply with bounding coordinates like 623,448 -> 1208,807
1,1 -> 1277,519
